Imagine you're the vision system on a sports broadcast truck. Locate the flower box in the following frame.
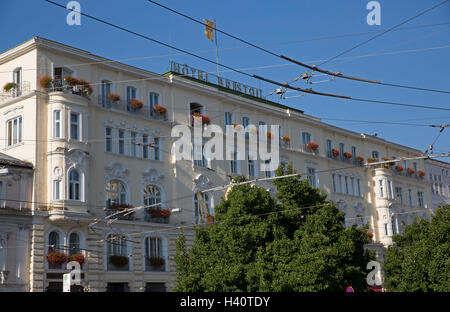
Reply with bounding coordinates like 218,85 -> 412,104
307,142 -> 319,152
367,158 -> 378,163
46,251 -> 67,265
64,75 -> 79,86
109,255 -> 129,267
396,165 -> 404,172
407,168 -> 415,175
153,104 -> 167,114
344,152 -> 353,159
281,135 -> 291,143
206,214 -> 214,224
192,112 -> 211,125
356,155 -> 364,163
39,75 -> 53,89
3,82 -> 17,92
108,93 -> 121,101
146,256 -> 165,266
417,170 -> 425,177
148,208 -> 171,218
129,98 -> 143,109
68,253 -> 85,265
232,123 -> 243,130
332,149 -> 340,157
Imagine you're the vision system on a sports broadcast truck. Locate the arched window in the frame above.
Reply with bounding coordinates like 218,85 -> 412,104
106,234 -> 129,271
194,192 -> 211,224
143,185 -> 162,209
68,169 -> 81,201
69,233 -> 81,255
105,180 -> 127,207
48,231 -> 60,252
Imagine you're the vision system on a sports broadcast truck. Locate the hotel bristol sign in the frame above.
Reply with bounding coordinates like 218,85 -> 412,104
170,61 -> 263,99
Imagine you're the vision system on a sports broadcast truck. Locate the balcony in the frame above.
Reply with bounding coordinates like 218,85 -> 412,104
0,81 -> 31,103
97,95 -> 168,121
50,79 -> 91,98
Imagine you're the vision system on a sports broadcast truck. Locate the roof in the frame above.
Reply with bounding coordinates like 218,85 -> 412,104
0,153 -> 33,169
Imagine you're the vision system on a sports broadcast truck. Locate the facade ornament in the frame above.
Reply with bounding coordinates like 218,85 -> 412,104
66,149 -> 89,170
193,174 -> 212,189
142,168 -> 164,184
105,162 -> 130,183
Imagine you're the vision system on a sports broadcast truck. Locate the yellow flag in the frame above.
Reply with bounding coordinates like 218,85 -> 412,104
203,19 -> 215,42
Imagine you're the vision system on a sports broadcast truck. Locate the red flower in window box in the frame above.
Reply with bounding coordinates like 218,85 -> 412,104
39,75 -> 53,89
64,75 -> 79,86
396,165 -> 404,172
148,208 -> 171,218
407,168 -> 415,175
77,78 -> 93,95
68,253 -> 85,265
129,98 -> 143,109
356,155 -> 364,163
307,141 -> 319,151
344,152 -> 353,159
153,104 -> 167,114
332,149 -> 340,157
206,214 -> 214,224
109,255 -> 129,267
192,112 -> 211,125
417,170 -> 425,177
108,93 -> 121,101
46,251 -> 67,265
281,135 -> 291,143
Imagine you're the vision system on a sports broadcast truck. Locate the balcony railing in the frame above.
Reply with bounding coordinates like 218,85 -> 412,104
49,79 -> 91,98
0,81 -> 31,103
97,95 -> 168,121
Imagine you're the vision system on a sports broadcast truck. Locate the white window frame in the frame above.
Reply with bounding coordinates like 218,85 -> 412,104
53,110 -> 61,139
69,112 -> 80,141
6,115 -> 23,147
105,127 -> 113,153
68,168 -> 81,201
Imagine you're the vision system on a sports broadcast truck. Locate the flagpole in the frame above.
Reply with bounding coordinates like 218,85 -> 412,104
214,19 -> 220,77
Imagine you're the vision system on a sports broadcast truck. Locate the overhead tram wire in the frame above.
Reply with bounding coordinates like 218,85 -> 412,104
45,1 -> 450,113
147,0 -> 450,96
317,0 -> 450,67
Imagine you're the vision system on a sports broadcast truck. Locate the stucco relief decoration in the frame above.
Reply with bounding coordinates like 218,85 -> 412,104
53,167 -> 62,179
66,149 -> 89,170
142,168 -> 164,184
193,174 -> 212,189
105,162 -> 130,183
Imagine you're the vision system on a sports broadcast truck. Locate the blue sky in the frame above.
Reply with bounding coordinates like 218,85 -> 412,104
1,0 -> 449,160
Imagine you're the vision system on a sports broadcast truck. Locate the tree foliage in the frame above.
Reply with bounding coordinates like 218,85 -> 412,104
174,163 -> 373,291
383,204 -> 450,292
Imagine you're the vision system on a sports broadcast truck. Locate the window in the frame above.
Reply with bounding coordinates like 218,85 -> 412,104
0,181 -> 4,207
413,162 -> 418,174
149,92 -> 159,117
70,112 -> 80,141
248,159 -> 256,177
130,131 -> 137,157
126,86 -> 137,112
190,102 -> 203,115
145,237 -> 164,271
302,132 -> 311,147
408,189 -> 413,206
338,175 -> 343,193
387,180 -> 393,199
351,177 -> 355,196
101,80 -> 112,107
53,67 -> 73,88
153,137 -> 160,161
69,233 -> 81,255
194,142 -> 206,167
105,128 -> 112,152
48,231 -> 61,252
53,180 -> 61,200
194,192 -> 211,224
307,168 -> 316,187
6,116 -> 23,146
13,68 -> 22,96
106,234 -> 128,270
357,179 -> 362,197
118,130 -> 125,155
372,151 -> 379,161
326,140 -> 333,158
384,223 -> 389,236
417,191 -> 425,208
332,174 -> 337,192
224,112 -> 233,126
106,180 -> 127,207
395,187 -> 404,205
142,134 -> 149,159
264,159 -> 273,177
351,146 -> 357,164
53,110 -> 61,138
68,169 -> 81,201
230,152 -> 239,174
339,143 -> 345,161
242,117 -> 250,128
143,185 -> 162,209
379,180 -> 384,198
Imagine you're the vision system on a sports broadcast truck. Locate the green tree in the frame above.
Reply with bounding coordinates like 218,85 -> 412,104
174,164 -> 373,291
383,204 -> 450,292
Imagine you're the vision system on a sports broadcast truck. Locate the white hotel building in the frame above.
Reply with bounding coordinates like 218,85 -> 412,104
0,37 -> 433,291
